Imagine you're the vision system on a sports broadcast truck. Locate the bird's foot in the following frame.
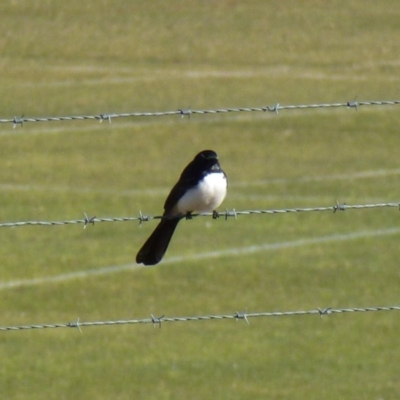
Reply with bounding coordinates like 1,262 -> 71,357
212,210 -> 220,219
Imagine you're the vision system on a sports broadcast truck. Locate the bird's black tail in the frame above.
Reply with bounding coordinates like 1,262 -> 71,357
136,217 -> 181,265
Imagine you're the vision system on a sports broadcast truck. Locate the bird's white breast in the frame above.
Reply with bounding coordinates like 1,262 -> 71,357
176,172 -> 227,213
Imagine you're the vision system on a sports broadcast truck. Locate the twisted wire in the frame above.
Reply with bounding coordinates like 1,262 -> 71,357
0,202 -> 399,228
2,99 -> 400,127
1,305 -> 399,332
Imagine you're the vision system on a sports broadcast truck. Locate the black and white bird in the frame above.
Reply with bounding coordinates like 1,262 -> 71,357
136,150 -> 227,265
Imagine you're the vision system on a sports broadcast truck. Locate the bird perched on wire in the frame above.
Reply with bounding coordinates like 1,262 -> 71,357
136,150 -> 227,265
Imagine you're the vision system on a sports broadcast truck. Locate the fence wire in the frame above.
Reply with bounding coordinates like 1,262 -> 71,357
0,202 -> 399,229
1,305 -> 399,332
2,99 -> 400,127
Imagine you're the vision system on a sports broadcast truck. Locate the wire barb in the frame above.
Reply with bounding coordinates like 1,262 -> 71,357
178,107 -> 191,119
347,98 -> 359,111
67,318 -> 82,333
266,103 -> 280,114
235,310 -> 249,325
83,213 -> 96,229
98,113 -> 113,123
151,314 -> 164,328
317,307 -> 332,318
13,115 -> 24,128
333,200 -> 347,213
138,210 -> 150,226
224,208 -> 237,221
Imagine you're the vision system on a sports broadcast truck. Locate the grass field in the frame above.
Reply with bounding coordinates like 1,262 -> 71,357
1,1 -> 400,399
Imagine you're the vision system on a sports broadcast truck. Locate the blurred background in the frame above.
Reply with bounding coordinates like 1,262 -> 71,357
1,1 -> 400,398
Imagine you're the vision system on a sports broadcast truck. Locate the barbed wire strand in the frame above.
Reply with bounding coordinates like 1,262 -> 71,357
0,201 -> 399,229
1,305 -> 399,332
2,99 -> 400,127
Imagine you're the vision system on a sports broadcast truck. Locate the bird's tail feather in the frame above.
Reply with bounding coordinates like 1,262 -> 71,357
136,217 -> 181,265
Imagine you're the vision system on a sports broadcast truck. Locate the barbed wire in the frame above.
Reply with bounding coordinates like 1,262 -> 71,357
0,201 -> 399,229
1,305 -> 399,332
2,99 -> 400,127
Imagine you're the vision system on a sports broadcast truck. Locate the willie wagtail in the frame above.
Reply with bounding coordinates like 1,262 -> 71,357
136,150 -> 227,265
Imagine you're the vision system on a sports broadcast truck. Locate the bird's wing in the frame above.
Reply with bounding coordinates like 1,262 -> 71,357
163,175 -> 199,213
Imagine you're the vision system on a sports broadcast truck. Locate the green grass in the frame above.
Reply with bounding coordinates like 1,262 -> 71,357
1,1 -> 400,399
